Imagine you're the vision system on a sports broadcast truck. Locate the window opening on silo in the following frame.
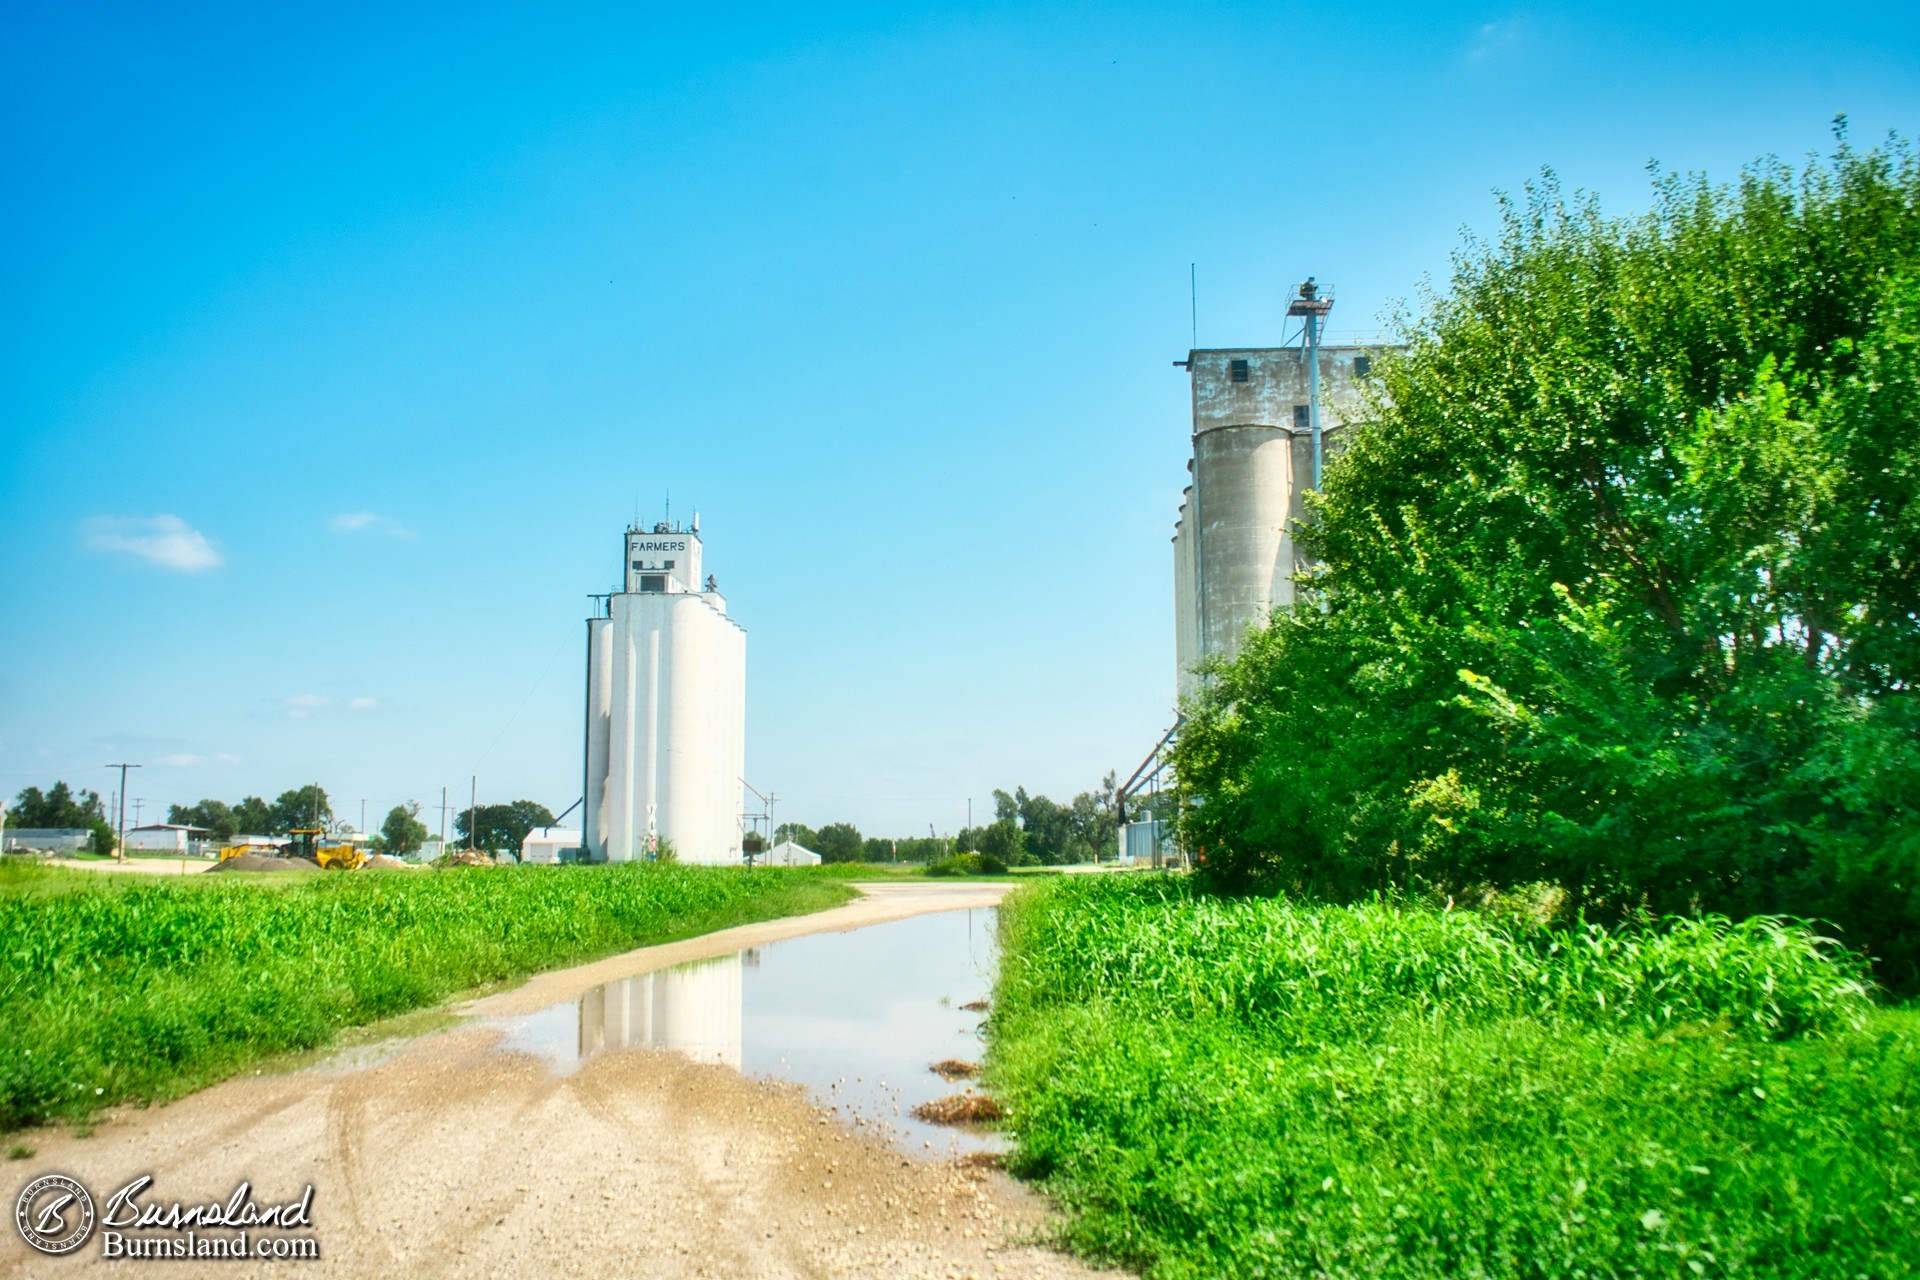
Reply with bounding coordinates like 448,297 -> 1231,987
1354,355 -> 1372,376
664,560 -> 675,569
1229,358 -> 1250,383
631,560 -> 643,572
1293,405 -> 1310,429
640,574 -> 667,592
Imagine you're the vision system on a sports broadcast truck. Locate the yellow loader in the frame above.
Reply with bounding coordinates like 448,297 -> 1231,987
285,828 -> 366,870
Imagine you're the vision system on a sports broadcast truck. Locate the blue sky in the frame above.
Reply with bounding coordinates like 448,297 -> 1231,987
4,1 -> 1917,838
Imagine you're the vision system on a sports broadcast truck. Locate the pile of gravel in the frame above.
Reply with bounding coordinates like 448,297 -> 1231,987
208,854 -> 321,874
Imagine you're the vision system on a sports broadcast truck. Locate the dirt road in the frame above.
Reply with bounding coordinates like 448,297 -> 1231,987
41,855 -> 216,875
2,881 -> 1115,1279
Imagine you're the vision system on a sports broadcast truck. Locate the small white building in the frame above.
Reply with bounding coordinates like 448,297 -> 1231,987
521,826 -> 582,865
1,828 -> 92,853
762,839 -> 821,867
124,824 -> 203,853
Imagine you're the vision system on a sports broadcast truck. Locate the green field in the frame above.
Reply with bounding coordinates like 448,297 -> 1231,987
989,876 -> 1920,1280
0,859 -> 853,1132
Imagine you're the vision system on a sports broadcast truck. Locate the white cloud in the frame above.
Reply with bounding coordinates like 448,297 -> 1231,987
160,753 -> 204,767
348,696 -> 379,710
285,694 -> 329,719
82,514 -> 223,572
215,753 -> 241,765
327,511 -> 415,539
1467,18 -> 1528,62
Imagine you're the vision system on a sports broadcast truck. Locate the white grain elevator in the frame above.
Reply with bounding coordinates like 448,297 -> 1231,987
583,518 -> 746,864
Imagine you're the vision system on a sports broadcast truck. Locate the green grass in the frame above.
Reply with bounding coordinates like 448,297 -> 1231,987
0,859 -> 854,1131
988,876 -> 1920,1280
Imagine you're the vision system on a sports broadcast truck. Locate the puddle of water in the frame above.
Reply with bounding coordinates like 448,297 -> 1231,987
488,907 -> 1000,1155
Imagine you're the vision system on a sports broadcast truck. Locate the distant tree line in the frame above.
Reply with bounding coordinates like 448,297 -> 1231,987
168,785 -> 335,841
772,774 -> 1119,866
164,787 -> 556,861
6,782 -> 115,854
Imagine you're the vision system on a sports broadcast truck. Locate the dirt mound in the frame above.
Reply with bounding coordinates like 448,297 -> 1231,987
929,1058 -> 980,1080
911,1092 -> 1003,1126
209,854 -> 320,874
364,854 -> 410,868
441,849 -> 496,867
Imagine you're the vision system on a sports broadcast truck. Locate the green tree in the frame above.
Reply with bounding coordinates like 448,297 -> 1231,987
167,799 -> 237,842
10,782 -> 107,829
1175,134 -> 1920,987
230,796 -> 273,835
813,822 -> 864,863
891,836 -> 945,863
974,818 -> 1026,866
456,800 -> 557,860
774,822 -> 819,851
379,802 -> 429,859
269,786 -> 332,835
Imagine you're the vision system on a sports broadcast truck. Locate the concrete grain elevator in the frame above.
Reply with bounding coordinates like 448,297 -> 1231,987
582,518 -> 746,864
1171,281 -> 1392,698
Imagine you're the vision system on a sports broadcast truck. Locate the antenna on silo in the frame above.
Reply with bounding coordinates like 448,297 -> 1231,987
1287,277 -> 1335,488
1189,263 -> 1197,349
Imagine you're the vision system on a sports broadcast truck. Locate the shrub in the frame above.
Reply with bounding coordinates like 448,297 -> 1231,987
927,851 -> 1009,877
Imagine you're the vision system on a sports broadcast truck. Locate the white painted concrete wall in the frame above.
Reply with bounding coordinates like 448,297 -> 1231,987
584,616 -> 613,856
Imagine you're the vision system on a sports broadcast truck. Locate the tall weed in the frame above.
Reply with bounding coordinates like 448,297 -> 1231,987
990,877 -> 1918,1280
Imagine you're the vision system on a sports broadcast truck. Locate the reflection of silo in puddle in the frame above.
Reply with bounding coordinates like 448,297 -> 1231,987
578,954 -> 742,1068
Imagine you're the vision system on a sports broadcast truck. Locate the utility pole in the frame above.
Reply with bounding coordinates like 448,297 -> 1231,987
359,799 -> 367,836
437,787 -> 452,848
469,776 -> 477,851
132,798 -> 144,827
106,763 -> 140,861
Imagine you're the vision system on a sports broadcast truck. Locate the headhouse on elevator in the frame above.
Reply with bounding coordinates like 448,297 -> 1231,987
582,518 -> 746,864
